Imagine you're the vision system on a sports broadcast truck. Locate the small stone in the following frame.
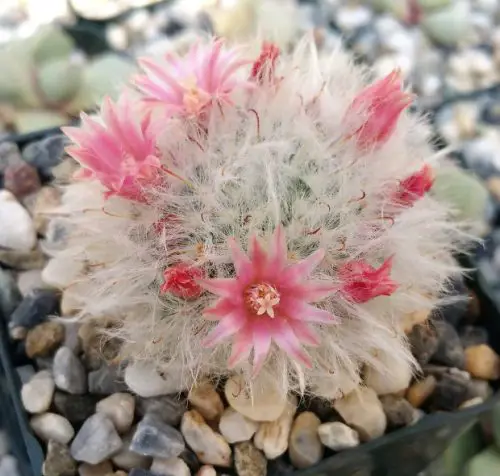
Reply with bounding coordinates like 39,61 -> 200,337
88,364 -> 128,395
218,407 -> 259,443
51,157 -> 80,184
53,392 -> 100,426
234,441 -> 267,476
0,190 -> 37,251
333,387 -> 387,441
317,421 -> 359,451
467,379 -> 493,400
0,268 -> 22,317
135,395 -> 186,426
53,347 -> 87,394
31,412 -> 75,444
60,290 -> 83,316
96,393 -> 135,434
225,373 -> 287,422
401,309 -> 431,333
459,397 -> 485,409
78,318 -> 122,370
70,414 -> 123,464
17,270 -> 46,296
460,326 -> 489,348
406,375 -> 437,408
196,466 -> 216,476
4,161 -> 41,199
254,395 -> 297,459
43,440 -> 77,476
289,411 -> 323,469
112,429 -> 151,470
0,141 -> 23,173
0,246 -> 46,270
465,345 -> 500,380
365,353 -> 412,395
0,455 -> 20,476
431,373 -> 472,411
22,134 -> 67,180
431,320 -> 466,369
125,361 -> 188,397
32,186 -> 62,235
380,395 -> 416,428
188,380 -> 224,422
42,258 -> 86,290
16,364 -> 35,384
181,410 -> 231,467
130,414 -> 185,459
25,321 -> 65,358
129,470 -> 158,476
62,321 -> 82,354
408,323 -> 439,365
151,457 -> 191,476
9,289 -> 59,330
179,448 -> 200,474
21,370 -> 55,414
78,461 -> 113,476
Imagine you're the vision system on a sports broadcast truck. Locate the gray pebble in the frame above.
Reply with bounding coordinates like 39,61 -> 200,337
431,321 -> 466,369
0,141 -> 23,173
459,326 -> 489,348
42,439 -> 77,476
16,364 -> 36,384
131,414 -> 185,459
380,396 -> 416,428
88,365 -> 128,395
22,135 -> 67,180
0,454 -> 20,476
129,470 -> 159,476
53,347 -> 87,395
408,323 -> 439,365
0,268 -> 22,318
8,289 -> 59,330
70,414 -> 123,465
135,395 -> 187,426
431,373 -> 473,411
53,392 -> 99,426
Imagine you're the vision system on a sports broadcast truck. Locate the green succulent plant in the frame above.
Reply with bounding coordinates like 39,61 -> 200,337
0,25 -> 136,134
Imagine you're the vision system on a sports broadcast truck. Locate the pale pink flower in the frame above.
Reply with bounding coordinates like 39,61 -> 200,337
161,264 -> 204,299
339,257 -> 398,303
392,164 -> 434,208
135,38 -> 251,118
344,70 -> 413,150
62,95 -> 161,202
199,227 -> 337,375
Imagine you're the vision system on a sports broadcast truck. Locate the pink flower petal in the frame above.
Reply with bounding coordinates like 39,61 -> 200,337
202,312 -> 247,347
251,320 -> 273,376
271,319 -> 312,368
281,299 -> 337,324
203,298 -> 236,321
286,320 -> 320,346
229,237 -> 253,283
228,330 -> 254,368
282,248 -> 325,283
198,278 -> 241,299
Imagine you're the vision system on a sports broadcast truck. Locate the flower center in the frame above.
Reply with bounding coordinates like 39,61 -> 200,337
244,283 -> 280,318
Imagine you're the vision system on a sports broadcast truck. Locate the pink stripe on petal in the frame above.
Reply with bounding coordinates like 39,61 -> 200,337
202,313 -> 246,347
283,248 -> 325,282
282,299 -> 337,324
249,235 -> 268,275
228,330 -> 253,368
228,238 -> 253,282
139,58 -> 184,94
203,298 -> 237,320
271,320 -> 312,368
268,225 -> 287,272
251,321 -> 272,377
197,278 -> 239,298
290,281 -> 338,302
287,320 -> 320,346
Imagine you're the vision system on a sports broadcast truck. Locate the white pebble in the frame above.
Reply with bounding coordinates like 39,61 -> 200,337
21,370 -> 55,414
188,380 -> 224,422
335,5 -> 372,32
42,257 -> 85,289
125,362 -> 189,398
218,408 -> 259,443
96,393 -> 135,434
318,422 -> 360,451
30,412 -> 75,444
0,190 -> 36,251
151,457 -> 191,476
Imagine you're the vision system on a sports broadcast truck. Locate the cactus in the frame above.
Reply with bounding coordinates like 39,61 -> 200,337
58,37 -> 474,398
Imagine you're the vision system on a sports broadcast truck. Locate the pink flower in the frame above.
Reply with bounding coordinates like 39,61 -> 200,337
250,42 -> 280,84
339,257 -> 398,303
161,264 -> 204,299
199,227 -> 337,375
344,70 -> 413,150
392,164 -> 434,208
135,38 -> 251,118
62,95 -> 161,202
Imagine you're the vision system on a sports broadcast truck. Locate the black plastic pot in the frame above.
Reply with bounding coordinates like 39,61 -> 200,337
1,128 -> 499,476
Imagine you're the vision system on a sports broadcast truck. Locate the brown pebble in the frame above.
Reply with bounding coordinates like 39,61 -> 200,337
32,186 -> 62,235
25,321 -> 65,358
289,412 -> 323,469
79,460 -> 113,476
78,318 -> 122,370
465,344 -> 500,380
406,375 -> 437,408
234,441 -> 267,476
4,161 -> 41,199
401,309 -> 431,334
